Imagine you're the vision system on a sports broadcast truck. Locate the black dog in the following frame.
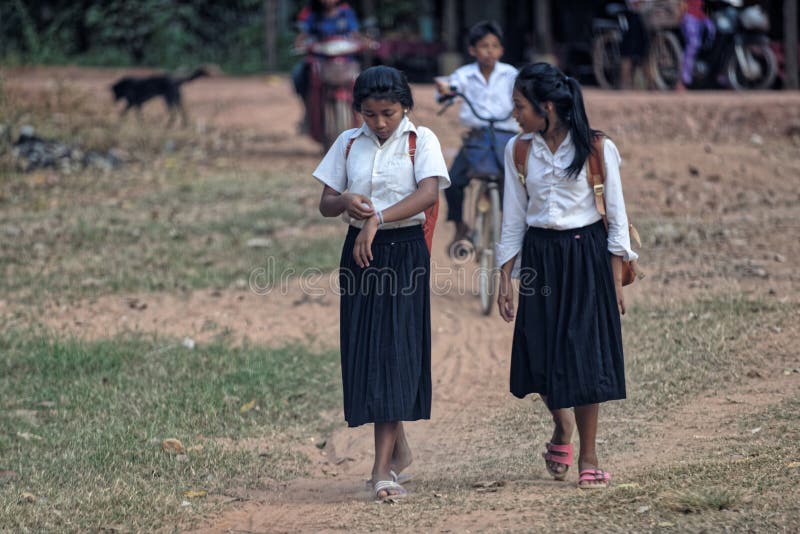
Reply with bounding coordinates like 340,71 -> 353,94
111,68 -> 208,126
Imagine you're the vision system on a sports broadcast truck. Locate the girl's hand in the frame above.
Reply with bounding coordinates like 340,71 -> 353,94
610,255 -> 626,315
497,270 -> 516,322
353,216 -> 379,267
615,282 -> 626,315
343,193 -> 375,220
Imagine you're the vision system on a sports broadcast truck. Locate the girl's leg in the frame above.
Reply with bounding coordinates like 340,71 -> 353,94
372,421 -> 402,498
542,395 -> 575,476
575,403 -> 605,486
392,422 -> 413,475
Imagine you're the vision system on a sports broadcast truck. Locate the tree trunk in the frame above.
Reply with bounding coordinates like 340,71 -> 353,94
264,0 -> 278,72
786,0 -> 799,90
534,0 -> 553,56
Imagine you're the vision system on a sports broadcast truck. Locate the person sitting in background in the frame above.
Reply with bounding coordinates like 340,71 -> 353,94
435,21 -> 518,252
291,0 -> 361,127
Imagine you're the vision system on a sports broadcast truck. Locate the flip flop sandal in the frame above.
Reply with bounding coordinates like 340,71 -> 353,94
577,468 -> 611,490
373,479 -> 408,501
542,442 -> 573,481
365,469 -> 413,489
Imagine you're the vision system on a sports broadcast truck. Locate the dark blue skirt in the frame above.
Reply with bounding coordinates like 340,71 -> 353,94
510,221 -> 626,410
339,225 -> 431,427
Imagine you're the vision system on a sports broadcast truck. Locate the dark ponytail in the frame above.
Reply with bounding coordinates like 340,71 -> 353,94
514,63 -> 600,178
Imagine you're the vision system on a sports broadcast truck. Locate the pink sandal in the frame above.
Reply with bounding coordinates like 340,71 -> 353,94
578,468 -> 611,489
542,442 -> 573,481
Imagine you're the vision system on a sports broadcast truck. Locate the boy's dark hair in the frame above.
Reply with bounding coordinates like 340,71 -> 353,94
514,62 -> 600,179
352,66 -> 414,112
310,0 -> 341,14
468,20 -> 503,47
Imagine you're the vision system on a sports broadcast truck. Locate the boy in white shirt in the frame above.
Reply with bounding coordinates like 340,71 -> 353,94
435,20 -> 518,252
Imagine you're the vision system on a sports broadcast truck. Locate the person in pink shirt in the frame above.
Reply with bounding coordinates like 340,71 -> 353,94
677,0 -> 715,89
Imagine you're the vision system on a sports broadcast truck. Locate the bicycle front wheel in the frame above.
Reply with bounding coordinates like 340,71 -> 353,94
478,187 -> 501,316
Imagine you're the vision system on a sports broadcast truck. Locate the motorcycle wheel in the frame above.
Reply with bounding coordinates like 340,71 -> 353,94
592,31 -> 622,89
650,30 -> 683,90
726,44 -> 777,91
324,99 -> 352,149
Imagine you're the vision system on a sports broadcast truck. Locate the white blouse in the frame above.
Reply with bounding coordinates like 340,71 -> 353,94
313,117 -> 451,229
496,132 -> 638,275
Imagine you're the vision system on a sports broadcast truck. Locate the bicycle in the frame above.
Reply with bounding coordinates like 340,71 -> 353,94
592,1 -> 683,90
437,89 -> 513,315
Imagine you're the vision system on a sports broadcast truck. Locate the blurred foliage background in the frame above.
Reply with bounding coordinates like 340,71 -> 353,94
0,0 -> 294,74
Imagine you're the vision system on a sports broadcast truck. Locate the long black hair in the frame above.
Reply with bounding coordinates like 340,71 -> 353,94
352,66 -> 414,112
514,63 -> 600,178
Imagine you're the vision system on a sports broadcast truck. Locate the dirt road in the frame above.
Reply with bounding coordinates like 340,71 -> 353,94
5,67 -> 800,532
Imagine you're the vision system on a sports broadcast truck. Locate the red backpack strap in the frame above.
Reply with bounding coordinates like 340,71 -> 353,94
408,130 -> 417,164
410,131 -> 437,254
344,136 -> 356,160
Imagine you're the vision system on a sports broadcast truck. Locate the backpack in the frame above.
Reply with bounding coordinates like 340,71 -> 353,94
512,134 -> 642,286
345,131 -> 439,254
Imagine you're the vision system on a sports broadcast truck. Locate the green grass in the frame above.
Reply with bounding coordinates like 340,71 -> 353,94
0,81 -> 342,302
0,330 -> 340,532
1,167 -> 341,301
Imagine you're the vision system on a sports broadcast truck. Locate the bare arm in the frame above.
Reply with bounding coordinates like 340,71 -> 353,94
610,254 -> 626,315
351,177 -> 440,268
318,185 -> 374,219
497,256 -> 517,322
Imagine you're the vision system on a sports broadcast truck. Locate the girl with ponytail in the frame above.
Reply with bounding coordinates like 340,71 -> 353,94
495,63 -> 638,489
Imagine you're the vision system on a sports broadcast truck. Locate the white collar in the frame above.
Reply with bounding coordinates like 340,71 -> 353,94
350,115 -> 417,144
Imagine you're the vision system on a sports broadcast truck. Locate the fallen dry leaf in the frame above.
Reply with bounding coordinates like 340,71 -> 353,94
20,492 -> 36,503
162,438 -> 185,454
184,489 -> 207,498
787,462 -> 800,469
239,399 -> 257,413
615,483 -> 641,489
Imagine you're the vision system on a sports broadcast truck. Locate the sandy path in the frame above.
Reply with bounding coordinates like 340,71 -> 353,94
4,67 -> 800,532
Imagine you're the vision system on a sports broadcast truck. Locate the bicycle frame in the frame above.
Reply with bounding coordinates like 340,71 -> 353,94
438,89 -> 512,315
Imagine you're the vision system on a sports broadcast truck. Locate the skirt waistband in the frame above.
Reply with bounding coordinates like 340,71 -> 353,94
347,224 -> 423,244
525,220 -> 605,239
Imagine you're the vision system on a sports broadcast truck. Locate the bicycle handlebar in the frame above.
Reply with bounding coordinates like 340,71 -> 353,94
436,89 -> 512,125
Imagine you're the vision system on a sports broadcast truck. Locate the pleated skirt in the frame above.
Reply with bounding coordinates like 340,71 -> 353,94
339,224 -> 431,427
510,221 -> 626,410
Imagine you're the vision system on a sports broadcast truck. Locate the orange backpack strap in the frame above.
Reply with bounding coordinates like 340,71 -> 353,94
587,134 -> 609,230
512,135 -> 532,188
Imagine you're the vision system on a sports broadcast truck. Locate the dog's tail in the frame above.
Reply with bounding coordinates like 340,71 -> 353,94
174,68 -> 209,85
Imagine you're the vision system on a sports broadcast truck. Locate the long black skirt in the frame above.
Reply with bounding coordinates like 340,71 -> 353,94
339,224 -> 431,427
510,221 -> 626,410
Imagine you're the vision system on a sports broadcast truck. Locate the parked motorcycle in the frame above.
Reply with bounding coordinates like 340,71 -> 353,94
683,0 -> 776,90
300,37 -> 363,149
